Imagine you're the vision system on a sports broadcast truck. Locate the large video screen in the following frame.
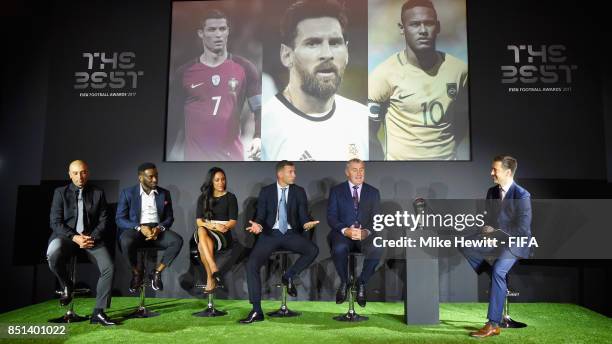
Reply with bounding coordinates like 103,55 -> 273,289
166,0 -> 469,161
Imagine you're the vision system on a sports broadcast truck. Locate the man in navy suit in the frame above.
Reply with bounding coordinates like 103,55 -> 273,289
463,155 -> 532,338
327,158 -> 382,307
239,160 -> 320,324
116,162 -> 184,292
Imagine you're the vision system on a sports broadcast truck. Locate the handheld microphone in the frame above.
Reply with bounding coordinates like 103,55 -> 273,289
413,198 -> 426,230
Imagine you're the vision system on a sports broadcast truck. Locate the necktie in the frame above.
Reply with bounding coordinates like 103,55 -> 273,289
76,189 -> 84,233
278,187 -> 288,234
500,186 -> 506,200
352,185 -> 359,211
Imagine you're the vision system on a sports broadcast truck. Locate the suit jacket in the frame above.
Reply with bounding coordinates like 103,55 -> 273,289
485,182 -> 532,258
254,183 -> 311,236
115,184 -> 174,238
49,183 -> 109,243
327,181 -> 381,234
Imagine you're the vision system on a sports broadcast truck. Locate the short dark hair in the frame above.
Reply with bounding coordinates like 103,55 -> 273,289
275,160 -> 295,173
493,155 -> 518,175
281,0 -> 348,47
201,9 -> 230,29
400,0 -> 437,24
138,162 -> 157,174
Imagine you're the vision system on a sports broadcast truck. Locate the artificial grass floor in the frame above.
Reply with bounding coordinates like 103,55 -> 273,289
0,297 -> 610,344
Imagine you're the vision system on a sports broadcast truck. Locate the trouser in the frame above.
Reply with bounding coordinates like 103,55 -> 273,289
328,230 -> 382,285
47,237 -> 114,310
246,232 -> 319,303
119,228 -> 184,269
461,246 -> 518,323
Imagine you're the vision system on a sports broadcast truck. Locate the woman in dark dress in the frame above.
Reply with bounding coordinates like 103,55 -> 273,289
195,167 -> 238,293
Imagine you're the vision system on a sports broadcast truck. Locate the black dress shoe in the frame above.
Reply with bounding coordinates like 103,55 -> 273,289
150,269 -> 163,291
59,283 -> 73,306
335,282 -> 348,304
128,271 -> 143,293
282,275 -> 297,297
356,283 -> 367,307
238,310 -> 264,324
90,312 -> 116,326
212,271 -> 225,289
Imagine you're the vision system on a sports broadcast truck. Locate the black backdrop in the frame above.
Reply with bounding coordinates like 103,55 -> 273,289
1,0 -> 611,315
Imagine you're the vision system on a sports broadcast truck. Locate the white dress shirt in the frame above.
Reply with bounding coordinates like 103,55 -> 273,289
140,184 -> 160,225
341,181 -> 368,235
499,179 -> 514,200
273,183 -> 292,230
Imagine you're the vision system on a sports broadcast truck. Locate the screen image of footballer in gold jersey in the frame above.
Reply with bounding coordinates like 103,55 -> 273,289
368,0 -> 469,161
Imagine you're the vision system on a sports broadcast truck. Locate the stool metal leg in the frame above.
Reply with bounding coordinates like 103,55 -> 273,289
500,290 -> 527,328
334,254 -> 368,322
49,257 -> 88,323
193,292 -> 227,317
268,253 -> 300,317
127,251 -> 160,318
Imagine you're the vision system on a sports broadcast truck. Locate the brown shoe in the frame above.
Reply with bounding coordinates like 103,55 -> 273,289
469,323 -> 501,338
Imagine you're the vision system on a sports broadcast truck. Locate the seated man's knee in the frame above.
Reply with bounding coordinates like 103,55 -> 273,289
331,243 -> 349,257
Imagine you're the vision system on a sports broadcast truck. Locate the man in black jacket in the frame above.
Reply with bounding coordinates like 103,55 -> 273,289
47,160 -> 115,326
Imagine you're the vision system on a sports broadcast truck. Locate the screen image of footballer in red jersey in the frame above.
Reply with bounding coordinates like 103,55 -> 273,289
166,2 -> 262,161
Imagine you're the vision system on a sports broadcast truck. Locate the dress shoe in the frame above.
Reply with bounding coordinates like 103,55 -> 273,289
470,323 -> 501,338
335,282 -> 348,304
59,283 -> 73,306
212,271 -> 225,289
128,271 -> 143,293
238,310 -> 264,324
356,283 -> 367,307
282,275 -> 297,297
150,269 -> 163,291
90,311 -> 116,326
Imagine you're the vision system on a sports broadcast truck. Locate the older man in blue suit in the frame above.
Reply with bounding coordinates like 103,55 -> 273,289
327,158 -> 382,308
464,155 -> 532,338
116,162 -> 183,293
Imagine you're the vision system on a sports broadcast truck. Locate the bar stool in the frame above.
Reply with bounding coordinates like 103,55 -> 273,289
126,247 -> 162,318
190,231 -> 228,317
501,274 -> 527,328
267,250 -> 300,317
333,252 -> 367,322
49,256 -> 91,323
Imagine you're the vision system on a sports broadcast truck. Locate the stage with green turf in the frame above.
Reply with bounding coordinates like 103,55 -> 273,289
1,297 -> 610,343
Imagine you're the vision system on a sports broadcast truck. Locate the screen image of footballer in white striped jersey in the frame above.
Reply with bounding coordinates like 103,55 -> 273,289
368,0 -> 469,161
260,0 -> 370,161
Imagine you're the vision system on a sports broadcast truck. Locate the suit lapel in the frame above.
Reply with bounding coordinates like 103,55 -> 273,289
155,190 -> 164,217
343,181 -> 352,203
272,184 -> 279,217
286,184 -> 294,216
358,183 -> 368,211
134,186 -> 142,221
83,187 -> 92,228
